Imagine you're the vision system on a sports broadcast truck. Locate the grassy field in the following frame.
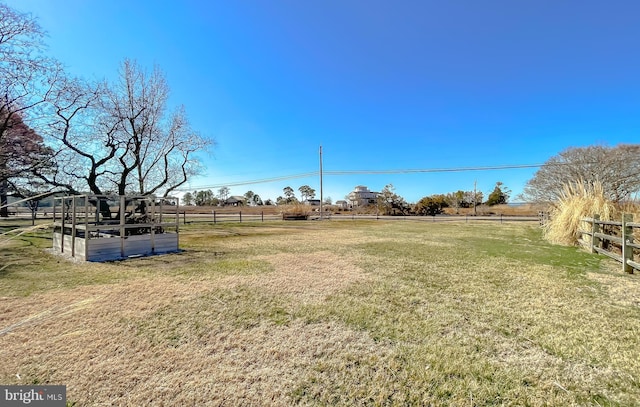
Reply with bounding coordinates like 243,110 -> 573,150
1,220 -> 639,406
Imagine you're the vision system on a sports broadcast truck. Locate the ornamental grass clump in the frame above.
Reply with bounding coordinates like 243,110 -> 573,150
281,203 -> 312,218
544,180 -> 616,246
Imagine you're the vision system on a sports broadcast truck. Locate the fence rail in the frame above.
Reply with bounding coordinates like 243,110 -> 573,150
579,214 -> 639,274
177,211 -> 538,225
1,209 -> 541,226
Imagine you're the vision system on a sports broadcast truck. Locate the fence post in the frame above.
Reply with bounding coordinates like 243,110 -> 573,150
183,211 -> 186,225
622,213 -> 633,274
239,211 -> 242,223
261,211 -> 264,222
591,214 -> 600,254
71,196 -> 76,257
60,198 -> 65,253
120,195 -> 125,258
213,211 -> 216,224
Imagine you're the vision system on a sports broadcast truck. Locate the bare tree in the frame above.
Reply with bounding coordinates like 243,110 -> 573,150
522,144 -> 640,203
463,190 -> 482,209
0,3 -> 63,216
445,190 -> 465,214
38,76 -> 104,195
42,59 -> 212,200
101,59 -> 211,196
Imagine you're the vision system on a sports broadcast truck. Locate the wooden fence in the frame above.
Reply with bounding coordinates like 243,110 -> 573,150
181,211 -> 334,223
579,214 -> 640,274
180,211 -> 539,225
181,211 -> 282,224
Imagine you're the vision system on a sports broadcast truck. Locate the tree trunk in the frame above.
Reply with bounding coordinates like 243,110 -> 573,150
0,178 -> 8,217
27,199 -> 39,226
95,198 -> 113,220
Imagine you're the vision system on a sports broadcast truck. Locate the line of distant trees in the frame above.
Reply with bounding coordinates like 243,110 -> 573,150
182,185 -> 324,207
181,181 -> 510,213
182,187 -> 270,206
374,182 -> 510,216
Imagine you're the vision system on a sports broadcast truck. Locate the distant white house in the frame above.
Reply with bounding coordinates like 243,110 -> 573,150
335,200 -> 348,209
348,185 -> 379,207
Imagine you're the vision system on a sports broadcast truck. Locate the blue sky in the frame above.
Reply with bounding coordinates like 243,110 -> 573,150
7,0 -> 640,203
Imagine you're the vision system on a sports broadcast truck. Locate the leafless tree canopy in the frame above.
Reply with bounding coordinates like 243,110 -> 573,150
0,4 -> 62,215
44,59 -> 211,197
522,144 -> 640,203
0,4 -> 61,133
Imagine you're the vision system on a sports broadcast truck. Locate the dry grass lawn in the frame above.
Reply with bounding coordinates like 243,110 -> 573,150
1,220 -> 639,406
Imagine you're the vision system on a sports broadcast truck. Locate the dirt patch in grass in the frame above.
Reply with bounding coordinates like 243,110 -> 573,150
216,251 -> 368,302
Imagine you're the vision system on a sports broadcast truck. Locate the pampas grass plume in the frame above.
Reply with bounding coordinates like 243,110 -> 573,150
544,180 -> 617,246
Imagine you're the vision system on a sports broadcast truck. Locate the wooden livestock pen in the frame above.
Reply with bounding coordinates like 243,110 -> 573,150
53,195 -> 179,261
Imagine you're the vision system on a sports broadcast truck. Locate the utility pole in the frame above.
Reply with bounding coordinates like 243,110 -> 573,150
473,179 -> 477,216
319,145 -> 323,220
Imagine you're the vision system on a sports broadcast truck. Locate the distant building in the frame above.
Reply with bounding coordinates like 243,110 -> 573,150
348,185 -> 379,207
335,200 -> 348,209
304,199 -> 321,206
225,196 -> 247,206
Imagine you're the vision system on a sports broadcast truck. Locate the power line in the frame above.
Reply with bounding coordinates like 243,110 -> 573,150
177,163 -> 545,191
324,164 -> 544,175
177,172 -> 318,191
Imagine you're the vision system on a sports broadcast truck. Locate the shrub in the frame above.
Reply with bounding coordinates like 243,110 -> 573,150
280,203 -> 311,217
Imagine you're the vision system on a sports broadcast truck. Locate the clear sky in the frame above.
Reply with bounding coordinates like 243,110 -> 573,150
6,0 -> 640,203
